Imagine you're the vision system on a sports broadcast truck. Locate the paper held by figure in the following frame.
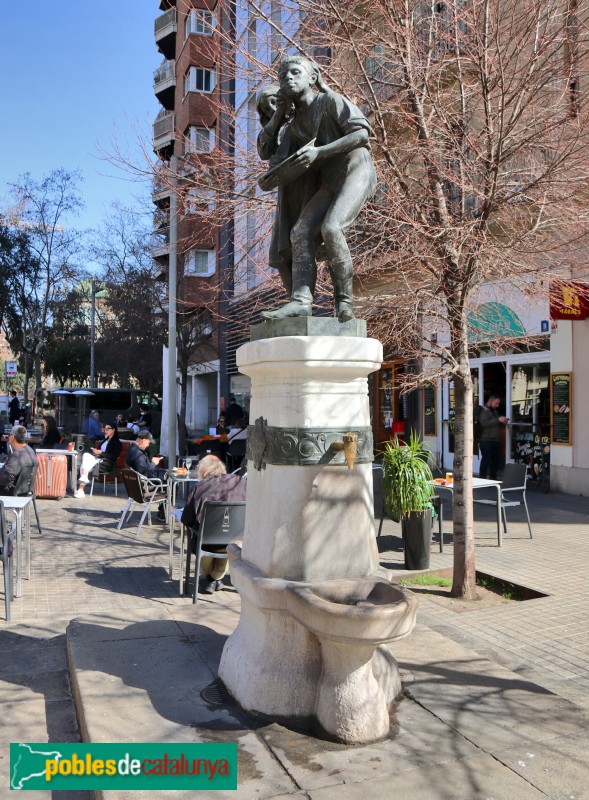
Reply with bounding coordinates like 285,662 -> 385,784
258,139 -> 316,191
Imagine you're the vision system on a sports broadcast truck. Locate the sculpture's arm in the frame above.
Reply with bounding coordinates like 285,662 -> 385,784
257,97 -> 289,161
291,128 -> 369,169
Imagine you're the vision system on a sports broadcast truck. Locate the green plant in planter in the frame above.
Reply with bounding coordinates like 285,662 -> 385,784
381,432 -> 434,519
381,433 -> 435,570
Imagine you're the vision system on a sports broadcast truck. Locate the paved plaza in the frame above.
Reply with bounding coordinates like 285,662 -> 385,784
0,483 -> 588,798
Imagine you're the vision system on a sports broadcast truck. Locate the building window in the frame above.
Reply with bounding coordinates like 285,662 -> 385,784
184,125 -> 215,153
184,66 -> 216,95
184,188 -> 216,215
185,8 -> 216,37
184,249 -> 216,276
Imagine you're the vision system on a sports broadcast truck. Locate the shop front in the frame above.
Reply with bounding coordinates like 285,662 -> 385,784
442,352 -> 551,482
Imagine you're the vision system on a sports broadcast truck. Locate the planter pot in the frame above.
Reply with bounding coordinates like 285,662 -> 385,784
402,509 -> 432,570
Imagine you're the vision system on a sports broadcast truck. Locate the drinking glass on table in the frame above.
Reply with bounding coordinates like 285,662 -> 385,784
185,458 -> 193,473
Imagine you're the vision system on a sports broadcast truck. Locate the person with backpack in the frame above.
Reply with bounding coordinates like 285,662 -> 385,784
477,395 -> 508,480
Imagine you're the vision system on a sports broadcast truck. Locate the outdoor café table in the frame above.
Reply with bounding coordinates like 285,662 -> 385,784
36,448 -> 78,494
432,477 -> 503,546
165,469 -> 199,579
2,495 -> 33,597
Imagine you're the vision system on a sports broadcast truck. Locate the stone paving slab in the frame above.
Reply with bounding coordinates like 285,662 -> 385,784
67,602 -> 589,800
307,753 -> 549,800
1,486 -> 589,798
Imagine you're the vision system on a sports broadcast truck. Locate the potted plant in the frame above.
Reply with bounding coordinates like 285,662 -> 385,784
381,432 -> 435,570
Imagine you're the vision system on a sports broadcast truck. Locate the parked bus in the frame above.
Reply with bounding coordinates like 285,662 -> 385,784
47,388 -> 162,437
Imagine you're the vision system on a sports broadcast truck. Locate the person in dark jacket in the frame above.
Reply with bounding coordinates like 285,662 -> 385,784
74,421 -> 122,498
0,426 -> 37,495
225,397 -> 244,428
8,391 -> 20,425
40,415 -> 62,448
125,430 -> 165,479
125,430 -> 167,520
181,455 -> 246,593
478,395 -> 508,480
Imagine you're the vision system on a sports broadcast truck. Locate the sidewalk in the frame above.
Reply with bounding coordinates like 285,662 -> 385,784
0,485 -> 588,798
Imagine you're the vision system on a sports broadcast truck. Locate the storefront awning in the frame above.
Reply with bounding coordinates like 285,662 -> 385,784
467,302 -> 526,343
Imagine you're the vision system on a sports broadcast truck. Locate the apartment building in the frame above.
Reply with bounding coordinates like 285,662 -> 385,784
152,0 -> 234,432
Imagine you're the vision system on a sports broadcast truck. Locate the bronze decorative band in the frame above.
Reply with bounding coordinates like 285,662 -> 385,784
246,417 -> 374,471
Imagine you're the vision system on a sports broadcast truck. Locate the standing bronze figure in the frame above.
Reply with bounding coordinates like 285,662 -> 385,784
257,57 -> 376,323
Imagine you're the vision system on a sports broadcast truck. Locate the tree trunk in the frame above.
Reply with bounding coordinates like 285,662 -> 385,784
450,315 -> 477,599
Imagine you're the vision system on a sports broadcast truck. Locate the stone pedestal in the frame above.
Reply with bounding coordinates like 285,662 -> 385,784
218,331 -> 417,742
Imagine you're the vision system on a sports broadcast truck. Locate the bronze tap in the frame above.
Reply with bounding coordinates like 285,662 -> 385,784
330,432 -> 359,469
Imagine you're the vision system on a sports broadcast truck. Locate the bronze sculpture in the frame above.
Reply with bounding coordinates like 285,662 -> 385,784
257,57 -> 376,323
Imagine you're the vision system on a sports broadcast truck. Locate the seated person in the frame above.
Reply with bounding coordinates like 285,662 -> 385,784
137,405 -> 153,431
216,414 -> 229,435
0,426 -> 38,495
227,418 -> 247,443
40,415 -> 62,448
126,430 -> 166,520
125,430 -> 166,479
74,422 -> 122,498
87,410 -> 103,442
181,455 -> 247,594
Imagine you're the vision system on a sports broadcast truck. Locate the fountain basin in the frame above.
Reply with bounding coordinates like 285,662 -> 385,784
219,549 -> 418,743
286,578 -> 417,645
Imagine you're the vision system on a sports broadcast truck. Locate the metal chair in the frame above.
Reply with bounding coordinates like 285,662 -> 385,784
226,439 -> 247,472
0,500 -> 15,622
473,462 -> 533,539
89,460 -> 118,497
12,463 -> 42,579
181,501 -> 246,604
117,469 -> 167,536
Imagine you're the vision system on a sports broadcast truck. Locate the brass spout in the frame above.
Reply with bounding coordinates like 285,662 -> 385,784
331,432 -> 359,469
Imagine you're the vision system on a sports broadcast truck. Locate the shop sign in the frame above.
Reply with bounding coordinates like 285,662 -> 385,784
549,281 -> 589,321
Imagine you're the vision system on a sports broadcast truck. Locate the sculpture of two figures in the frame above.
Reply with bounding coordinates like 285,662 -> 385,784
257,57 -> 377,323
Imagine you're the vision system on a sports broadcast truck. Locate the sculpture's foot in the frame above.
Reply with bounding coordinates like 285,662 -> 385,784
261,301 -> 312,321
336,302 -> 355,323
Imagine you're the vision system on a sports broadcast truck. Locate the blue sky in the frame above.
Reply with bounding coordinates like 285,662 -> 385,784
0,2 -> 160,232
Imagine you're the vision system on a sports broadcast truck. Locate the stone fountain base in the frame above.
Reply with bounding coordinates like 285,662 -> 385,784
218,329 -> 418,743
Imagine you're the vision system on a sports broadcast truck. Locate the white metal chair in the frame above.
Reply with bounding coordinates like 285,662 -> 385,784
474,463 -> 533,539
180,500 -> 246,604
117,469 -> 167,536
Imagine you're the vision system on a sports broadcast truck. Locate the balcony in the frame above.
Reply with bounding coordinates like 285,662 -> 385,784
154,60 -> 176,111
154,8 -> 177,60
153,111 -> 175,156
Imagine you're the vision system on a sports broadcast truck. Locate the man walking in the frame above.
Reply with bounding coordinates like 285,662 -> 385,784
8,391 -> 20,425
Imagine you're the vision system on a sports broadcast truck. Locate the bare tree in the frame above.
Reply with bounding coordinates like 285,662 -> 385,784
112,0 -> 589,595
5,169 -> 85,398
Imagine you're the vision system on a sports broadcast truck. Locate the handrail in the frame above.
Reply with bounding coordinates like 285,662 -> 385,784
155,8 -> 177,34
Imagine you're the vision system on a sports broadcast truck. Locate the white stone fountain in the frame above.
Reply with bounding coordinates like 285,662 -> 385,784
218,323 -> 418,743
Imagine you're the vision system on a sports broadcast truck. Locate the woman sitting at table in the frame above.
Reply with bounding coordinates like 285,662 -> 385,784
74,421 -> 122,499
40,415 -> 62,449
181,455 -> 246,594
216,414 -> 229,435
